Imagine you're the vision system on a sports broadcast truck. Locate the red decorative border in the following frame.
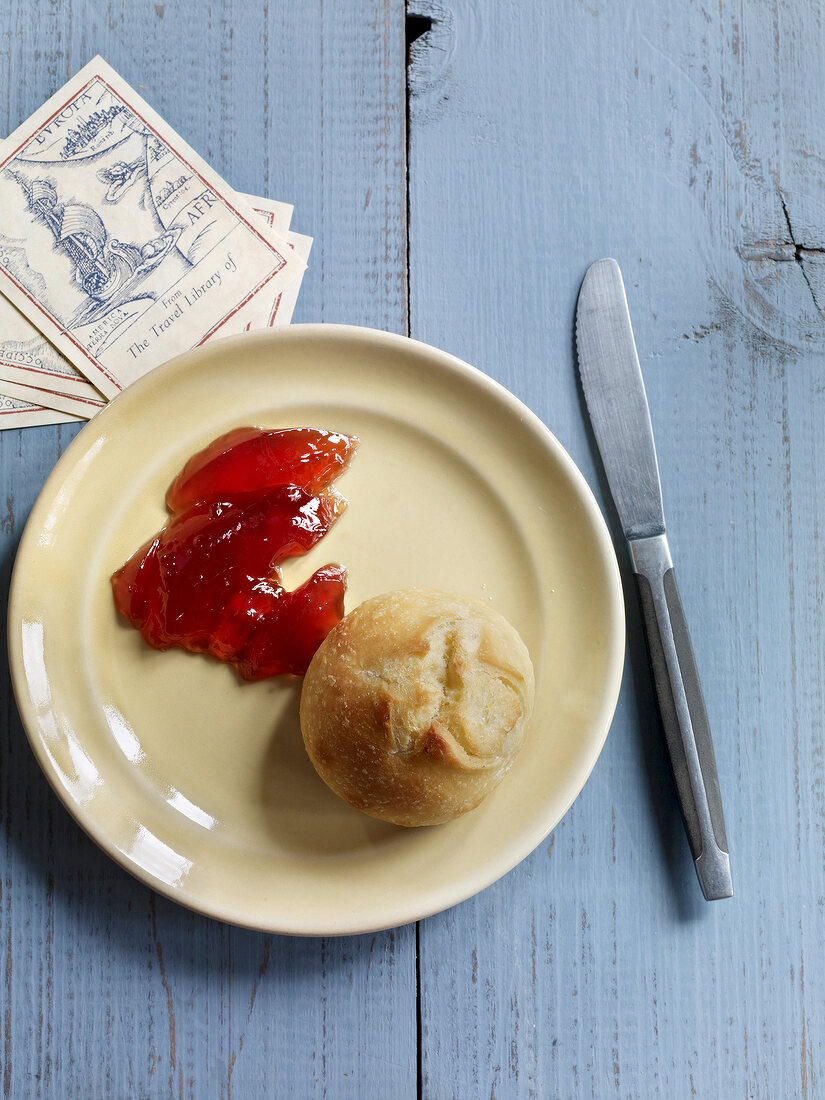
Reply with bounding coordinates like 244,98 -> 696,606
0,379 -> 104,409
0,358 -> 83,383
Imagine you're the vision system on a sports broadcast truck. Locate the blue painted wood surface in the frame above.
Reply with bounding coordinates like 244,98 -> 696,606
408,2 -> 825,1097
2,0 -> 824,1096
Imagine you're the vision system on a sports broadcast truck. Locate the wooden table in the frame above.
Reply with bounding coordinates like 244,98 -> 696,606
1,2 -> 822,1096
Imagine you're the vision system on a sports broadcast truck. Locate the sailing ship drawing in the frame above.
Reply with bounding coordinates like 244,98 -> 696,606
8,171 -> 183,326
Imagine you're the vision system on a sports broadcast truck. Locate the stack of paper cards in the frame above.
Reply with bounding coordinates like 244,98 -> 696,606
0,57 -> 312,429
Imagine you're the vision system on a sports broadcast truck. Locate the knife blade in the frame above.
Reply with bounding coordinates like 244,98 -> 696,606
575,258 -> 733,901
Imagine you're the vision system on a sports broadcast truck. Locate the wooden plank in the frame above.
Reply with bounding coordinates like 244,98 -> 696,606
408,1 -> 824,1096
0,2 -> 414,1097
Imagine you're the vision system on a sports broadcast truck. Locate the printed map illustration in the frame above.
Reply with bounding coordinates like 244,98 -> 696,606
0,77 -> 250,359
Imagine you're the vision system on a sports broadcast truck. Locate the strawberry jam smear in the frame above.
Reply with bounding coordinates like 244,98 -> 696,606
111,428 -> 358,679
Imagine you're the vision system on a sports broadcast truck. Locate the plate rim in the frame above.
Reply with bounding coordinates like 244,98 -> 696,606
8,323 -> 626,936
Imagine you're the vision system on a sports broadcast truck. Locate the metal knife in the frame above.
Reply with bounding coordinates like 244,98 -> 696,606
575,258 -> 733,901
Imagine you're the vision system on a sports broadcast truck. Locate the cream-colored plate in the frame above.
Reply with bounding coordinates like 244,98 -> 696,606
8,326 -> 624,935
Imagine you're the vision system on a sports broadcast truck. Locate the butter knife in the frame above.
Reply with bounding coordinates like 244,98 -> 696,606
575,258 -> 733,901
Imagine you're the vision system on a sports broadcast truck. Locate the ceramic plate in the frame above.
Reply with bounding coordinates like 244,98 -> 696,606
8,326 -> 624,935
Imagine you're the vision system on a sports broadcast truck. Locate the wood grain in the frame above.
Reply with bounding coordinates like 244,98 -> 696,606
407,0 -> 824,1096
0,2 -> 413,1097
2,0 -> 824,1097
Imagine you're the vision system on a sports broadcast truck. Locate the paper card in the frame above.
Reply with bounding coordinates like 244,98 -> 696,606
0,294 -> 105,398
219,209 -> 304,331
242,194 -> 293,239
239,230 -> 313,331
0,389 -> 81,430
272,232 -> 313,326
0,376 -> 105,418
0,57 -> 304,399
0,193 -> 298,406
231,194 -> 302,329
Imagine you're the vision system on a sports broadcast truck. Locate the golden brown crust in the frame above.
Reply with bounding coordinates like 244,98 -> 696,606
299,589 -> 535,826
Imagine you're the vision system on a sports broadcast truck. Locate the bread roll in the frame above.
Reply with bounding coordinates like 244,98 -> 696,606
299,589 -> 535,826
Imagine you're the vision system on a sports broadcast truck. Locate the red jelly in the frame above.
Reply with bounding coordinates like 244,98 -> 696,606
112,428 -> 357,679
166,427 -> 356,513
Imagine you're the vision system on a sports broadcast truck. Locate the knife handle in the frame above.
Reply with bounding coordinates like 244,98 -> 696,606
629,533 -> 733,901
